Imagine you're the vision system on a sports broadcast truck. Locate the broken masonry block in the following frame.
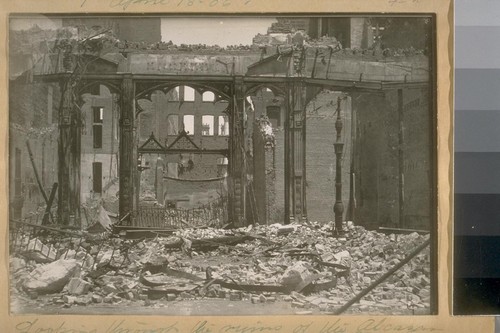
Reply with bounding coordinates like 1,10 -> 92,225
102,285 -> 119,295
65,278 -> 92,296
126,292 -> 135,300
277,226 -> 295,236
291,301 -> 305,308
295,310 -> 313,315
23,259 -> 79,294
92,295 -> 103,303
280,261 -> 315,290
229,292 -> 242,301
62,295 -> 77,304
75,296 -> 93,306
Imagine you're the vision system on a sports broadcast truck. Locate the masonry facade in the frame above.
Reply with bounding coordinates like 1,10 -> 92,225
9,16 -> 434,233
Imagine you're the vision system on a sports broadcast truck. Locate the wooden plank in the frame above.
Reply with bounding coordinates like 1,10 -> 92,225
41,183 -> 58,225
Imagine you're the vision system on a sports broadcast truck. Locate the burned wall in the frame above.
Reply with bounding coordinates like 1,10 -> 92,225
352,87 -> 432,230
79,86 -> 119,201
398,88 -> 432,230
305,91 -> 352,223
9,80 -> 60,219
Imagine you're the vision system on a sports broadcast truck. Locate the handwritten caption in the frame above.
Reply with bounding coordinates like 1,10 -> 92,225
15,318 -> 442,333
78,0 -> 424,9
388,0 -> 421,5
78,0 -> 252,9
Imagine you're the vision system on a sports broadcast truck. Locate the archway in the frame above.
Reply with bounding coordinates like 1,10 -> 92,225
133,84 -> 231,228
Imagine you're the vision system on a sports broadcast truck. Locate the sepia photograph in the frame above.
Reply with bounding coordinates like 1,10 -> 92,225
8,14 -> 437,316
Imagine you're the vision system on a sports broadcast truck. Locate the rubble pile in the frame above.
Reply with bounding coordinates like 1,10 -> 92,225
9,221 -> 431,314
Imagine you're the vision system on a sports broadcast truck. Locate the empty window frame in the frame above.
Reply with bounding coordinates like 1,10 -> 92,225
170,87 -> 180,101
202,115 -> 214,136
218,115 -> 229,136
92,162 -> 102,194
266,106 -> 281,128
216,157 -> 228,177
166,162 -> 178,178
167,114 -> 179,135
202,91 -> 215,102
183,115 -> 195,135
183,86 -> 195,102
93,107 -> 104,149
139,112 -> 153,140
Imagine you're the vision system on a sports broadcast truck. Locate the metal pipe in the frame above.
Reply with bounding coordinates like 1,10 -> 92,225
379,226 -> 430,234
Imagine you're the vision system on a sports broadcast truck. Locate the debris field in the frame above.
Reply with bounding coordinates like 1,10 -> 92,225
9,221 -> 431,315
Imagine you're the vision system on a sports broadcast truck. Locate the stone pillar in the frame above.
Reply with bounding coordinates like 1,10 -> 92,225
58,79 -> 81,226
119,76 -> 136,224
286,80 -> 307,223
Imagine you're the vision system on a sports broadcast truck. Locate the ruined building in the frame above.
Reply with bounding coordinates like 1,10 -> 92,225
9,16 -> 434,233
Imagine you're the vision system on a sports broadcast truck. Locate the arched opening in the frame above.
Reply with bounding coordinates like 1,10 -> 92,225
134,85 -> 230,227
243,85 -> 285,225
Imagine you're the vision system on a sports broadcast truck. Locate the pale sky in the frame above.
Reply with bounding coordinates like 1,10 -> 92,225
161,17 -> 276,47
10,16 -> 277,47
10,16 -> 63,31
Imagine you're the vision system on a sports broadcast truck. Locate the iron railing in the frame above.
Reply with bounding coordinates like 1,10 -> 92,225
132,196 -> 228,229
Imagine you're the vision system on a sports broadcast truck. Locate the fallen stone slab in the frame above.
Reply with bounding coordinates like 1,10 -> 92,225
23,259 -> 79,294
75,295 -> 93,306
277,226 -> 295,236
92,295 -> 103,303
280,261 -> 315,290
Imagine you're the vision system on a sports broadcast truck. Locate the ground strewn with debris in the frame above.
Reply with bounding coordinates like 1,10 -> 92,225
9,222 -> 431,315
